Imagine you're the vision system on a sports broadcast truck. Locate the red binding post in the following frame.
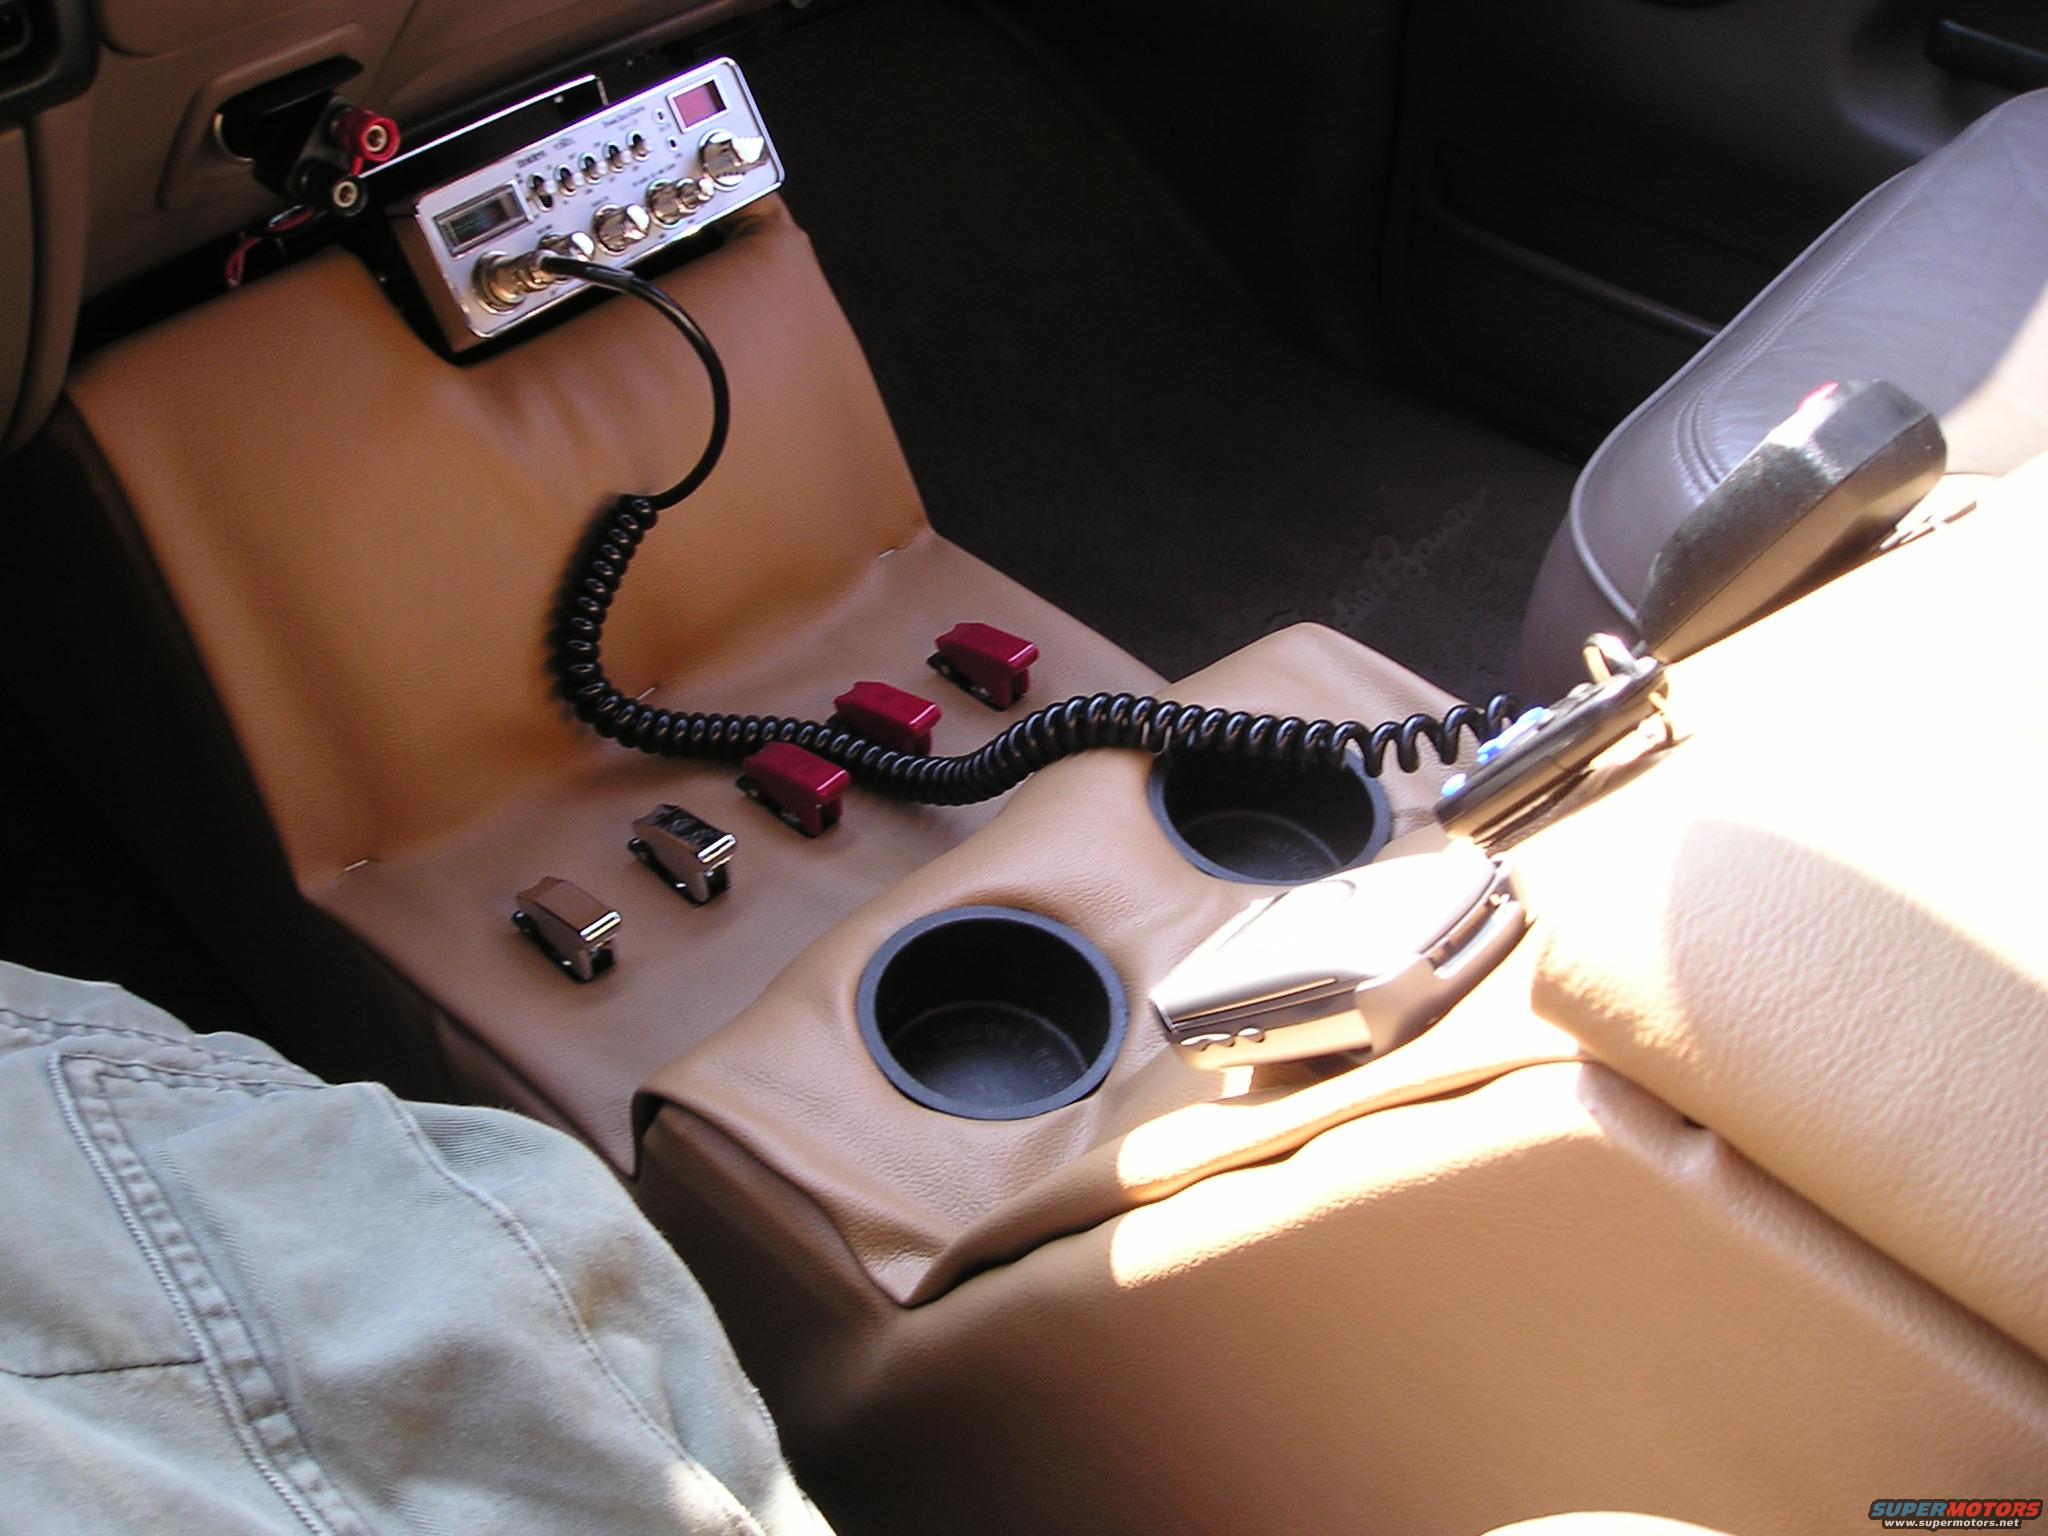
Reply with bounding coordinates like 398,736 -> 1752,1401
329,106 -> 400,168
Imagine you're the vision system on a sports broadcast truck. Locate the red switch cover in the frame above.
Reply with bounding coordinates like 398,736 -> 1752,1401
737,743 -> 849,837
929,622 -> 1039,710
832,681 -> 942,755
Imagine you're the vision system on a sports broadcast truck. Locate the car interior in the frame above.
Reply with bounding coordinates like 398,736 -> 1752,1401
2,0 -> 2046,1530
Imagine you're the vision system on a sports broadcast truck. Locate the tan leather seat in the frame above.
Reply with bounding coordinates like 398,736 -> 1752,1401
1518,87 -> 2048,696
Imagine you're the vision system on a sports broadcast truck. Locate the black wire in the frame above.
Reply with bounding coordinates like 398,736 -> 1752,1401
536,254 -> 730,508
541,264 -> 1521,805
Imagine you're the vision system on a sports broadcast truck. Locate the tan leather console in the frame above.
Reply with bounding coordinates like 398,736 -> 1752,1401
635,473 -> 2048,1531
642,623 -> 1577,1304
54,186 -> 2048,1536
1513,456 -> 2048,1364
65,198 -> 1161,1162
71,199 -> 921,884
644,1058 -> 2048,1536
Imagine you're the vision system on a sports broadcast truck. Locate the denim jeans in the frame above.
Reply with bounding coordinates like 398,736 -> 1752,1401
0,960 -> 831,1535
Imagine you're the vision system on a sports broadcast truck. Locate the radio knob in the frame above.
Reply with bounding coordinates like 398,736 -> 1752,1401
646,182 -> 683,226
538,230 -> 598,266
700,130 -> 768,188
592,203 -> 652,253
647,178 -> 712,226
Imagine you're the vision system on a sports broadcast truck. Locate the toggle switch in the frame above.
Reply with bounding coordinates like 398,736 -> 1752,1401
512,877 -> 620,982
831,681 -> 942,755
629,804 -> 736,904
930,622 -> 1039,710
737,744 -> 848,837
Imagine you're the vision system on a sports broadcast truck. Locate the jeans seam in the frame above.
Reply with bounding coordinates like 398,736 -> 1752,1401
370,1089 -> 768,1536
51,1051 -> 373,1536
1,1007 -> 307,1074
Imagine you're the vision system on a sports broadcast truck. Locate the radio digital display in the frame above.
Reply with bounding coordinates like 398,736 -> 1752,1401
669,81 -> 725,127
436,186 -> 527,255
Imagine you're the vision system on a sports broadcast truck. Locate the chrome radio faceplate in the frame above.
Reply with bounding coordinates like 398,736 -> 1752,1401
393,58 -> 783,350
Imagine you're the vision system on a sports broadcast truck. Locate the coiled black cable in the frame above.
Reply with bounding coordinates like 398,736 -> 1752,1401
538,254 -> 730,509
538,254 -> 1521,805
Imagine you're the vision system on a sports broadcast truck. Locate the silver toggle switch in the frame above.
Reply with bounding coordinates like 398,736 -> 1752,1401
628,805 -> 736,905
701,130 -> 769,188
592,202 -> 652,253
512,877 -> 621,982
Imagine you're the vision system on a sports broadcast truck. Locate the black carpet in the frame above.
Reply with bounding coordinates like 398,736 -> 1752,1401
743,0 -> 1582,701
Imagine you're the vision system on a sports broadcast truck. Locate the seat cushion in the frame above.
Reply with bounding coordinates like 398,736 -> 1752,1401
1519,87 -> 2048,693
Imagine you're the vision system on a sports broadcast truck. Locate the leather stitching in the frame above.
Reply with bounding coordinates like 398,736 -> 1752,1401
1568,96 -> 2029,610
1679,180 -> 1913,495
1680,99 -> 2023,492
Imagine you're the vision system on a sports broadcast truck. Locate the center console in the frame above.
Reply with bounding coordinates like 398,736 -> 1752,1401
634,623 -> 1532,1303
627,487 -> 2048,1536
24,42 -> 2048,1536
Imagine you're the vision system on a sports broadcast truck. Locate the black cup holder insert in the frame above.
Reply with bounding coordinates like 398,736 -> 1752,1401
856,906 -> 1127,1120
1149,751 -> 1391,884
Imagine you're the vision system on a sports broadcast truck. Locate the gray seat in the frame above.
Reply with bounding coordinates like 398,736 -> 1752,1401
1518,88 -> 2048,696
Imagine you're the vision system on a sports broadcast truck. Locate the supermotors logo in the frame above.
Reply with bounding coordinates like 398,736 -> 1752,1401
1870,1499 -> 2044,1529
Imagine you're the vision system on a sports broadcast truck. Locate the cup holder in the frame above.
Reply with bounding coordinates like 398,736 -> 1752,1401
1148,751 -> 1391,884
856,907 -> 1127,1120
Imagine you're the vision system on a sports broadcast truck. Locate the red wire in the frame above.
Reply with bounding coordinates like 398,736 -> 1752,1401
223,206 -> 318,289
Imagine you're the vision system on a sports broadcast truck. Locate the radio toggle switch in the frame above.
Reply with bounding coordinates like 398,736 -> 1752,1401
701,130 -> 769,187
475,231 -> 597,311
647,177 -> 713,226
592,202 -> 653,253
